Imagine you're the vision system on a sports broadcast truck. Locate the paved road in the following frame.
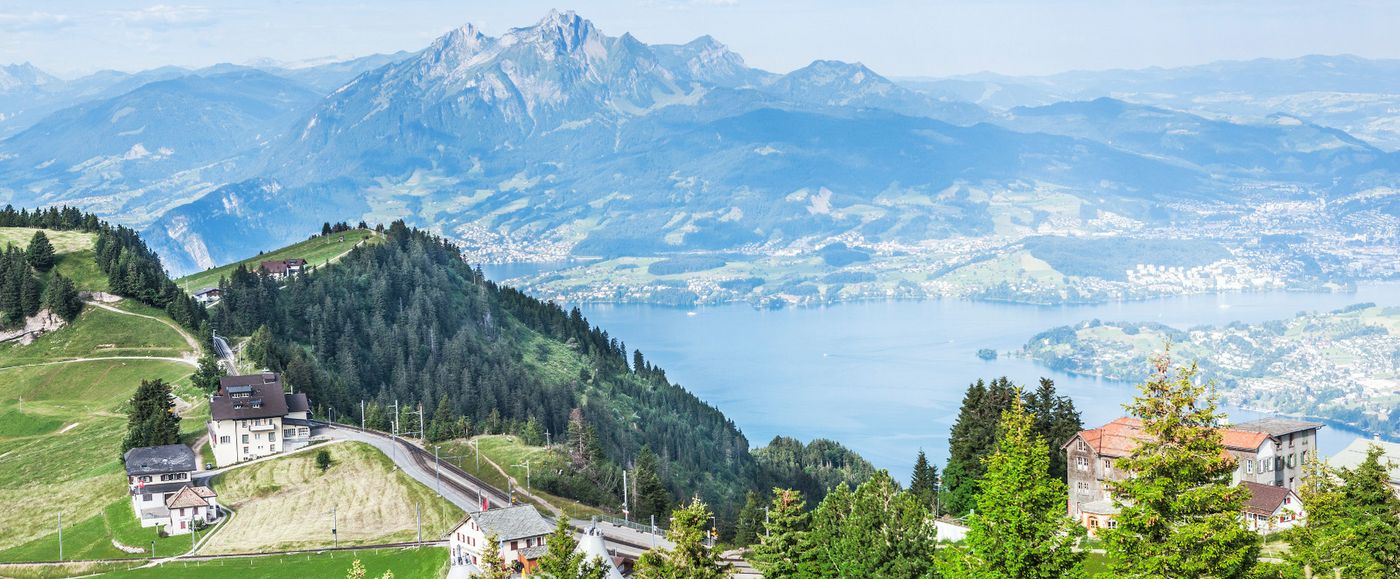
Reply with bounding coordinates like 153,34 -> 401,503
317,424 -> 670,558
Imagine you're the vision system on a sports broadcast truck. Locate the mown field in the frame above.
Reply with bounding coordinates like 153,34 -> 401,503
176,229 -> 379,293
0,239 -> 203,565
103,546 -> 448,578
440,435 -> 606,520
201,442 -> 462,554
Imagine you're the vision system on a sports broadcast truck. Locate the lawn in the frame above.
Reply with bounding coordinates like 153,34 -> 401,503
104,546 -> 448,578
0,305 -> 191,369
176,229 -> 379,293
0,227 -> 108,293
0,498 -> 198,564
0,228 -> 95,255
200,442 -> 462,554
0,301 -> 205,560
0,561 -> 140,578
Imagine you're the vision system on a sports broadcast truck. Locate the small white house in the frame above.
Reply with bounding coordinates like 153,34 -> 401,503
124,445 -> 218,534
448,504 -> 554,571
163,485 -> 219,535
1240,481 -> 1305,534
192,287 -> 221,305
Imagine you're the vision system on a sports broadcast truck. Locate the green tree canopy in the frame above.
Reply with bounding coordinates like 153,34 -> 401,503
121,378 -> 181,455
634,497 -> 729,579
909,449 -> 939,514
25,230 -> 55,271
191,352 -> 225,391
535,517 -> 609,579
751,488 -> 808,578
1102,352 -> 1259,578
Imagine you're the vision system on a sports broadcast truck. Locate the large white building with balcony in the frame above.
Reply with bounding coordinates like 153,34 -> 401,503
207,373 -> 312,467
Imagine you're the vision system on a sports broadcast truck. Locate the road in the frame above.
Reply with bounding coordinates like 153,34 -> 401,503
316,423 -> 670,558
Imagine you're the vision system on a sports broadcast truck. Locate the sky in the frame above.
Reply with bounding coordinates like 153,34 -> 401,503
2,1 -> 1398,79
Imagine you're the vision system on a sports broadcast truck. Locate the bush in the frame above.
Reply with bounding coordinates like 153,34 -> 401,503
316,449 -> 332,473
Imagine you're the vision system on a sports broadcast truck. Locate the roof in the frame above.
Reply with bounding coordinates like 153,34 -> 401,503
285,392 -> 310,413
194,287 -> 220,296
1330,438 -> 1400,483
1069,417 -> 1272,458
519,545 -> 548,560
1240,481 -> 1295,515
135,481 -> 192,496
283,417 -> 314,427
192,486 -> 217,498
210,376 -> 290,421
218,373 -> 281,393
454,505 -> 554,542
1232,418 -> 1325,437
165,486 -> 213,509
124,445 -> 196,476
259,259 -> 305,274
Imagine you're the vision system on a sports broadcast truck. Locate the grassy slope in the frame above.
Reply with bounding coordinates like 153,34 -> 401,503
176,229 -> 379,293
0,241 -> 204,562
201,442 -> 462,554
440,435 -> 606,520
105,546 -> 447,578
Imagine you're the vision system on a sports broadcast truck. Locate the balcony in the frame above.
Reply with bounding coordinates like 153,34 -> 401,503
247,423 -> 275,432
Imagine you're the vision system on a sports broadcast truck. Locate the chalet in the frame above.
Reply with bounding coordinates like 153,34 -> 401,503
1064,416 -> 1322,534
124,445 -> 218,534
1330,437 -> 1400,497
1240,481 -> 1305,534
207,373 -> 312,467
192,287 -> 221,305
448,505 -> 554,572
258,258 -> 308,280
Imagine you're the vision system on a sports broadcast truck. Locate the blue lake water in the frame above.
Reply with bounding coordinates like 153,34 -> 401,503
480,264 -> 1400,480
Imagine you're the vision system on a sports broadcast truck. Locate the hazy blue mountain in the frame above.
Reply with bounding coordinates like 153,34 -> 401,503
0,70 -> 320,224
653,35 -> 776,88
763,60 -> 988,124
1002,98 -> 1390,183
245,52 -> 416,93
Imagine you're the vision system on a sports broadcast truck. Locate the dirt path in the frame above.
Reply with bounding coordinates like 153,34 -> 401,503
0,355 -> 196,370
84,300 -> 202,356
477,447 -> 564,517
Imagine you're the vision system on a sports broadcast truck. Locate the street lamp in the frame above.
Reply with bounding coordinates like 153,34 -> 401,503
512,460 -> 531,492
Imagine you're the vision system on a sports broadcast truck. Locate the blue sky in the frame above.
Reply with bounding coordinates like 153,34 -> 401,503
3,1 -> 1398,78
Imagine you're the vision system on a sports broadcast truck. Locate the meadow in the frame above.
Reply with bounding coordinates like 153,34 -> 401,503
103,546 -> 448,578
176,228 -> 379,293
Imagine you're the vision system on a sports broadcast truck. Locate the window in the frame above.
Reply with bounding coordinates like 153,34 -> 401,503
242,434 -> 249,444
243,446 -> 249,455
1301,450 -> 1310,463
1088,518 -> 1099,528
1247,460 -> 1254,474
220,436 -> 230,444
1288,433 -> 1294,448
1287,454 -> 1296,469
1078,440 -> 1087,451
1107,520 -> 1117,529
269,432 -> 276,442
511,540 -> 518,550
1076,457 -> 1088,471
1103,459 -> 1112,471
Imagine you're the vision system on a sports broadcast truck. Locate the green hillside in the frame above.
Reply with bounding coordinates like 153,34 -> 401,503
176,228 -> 379,293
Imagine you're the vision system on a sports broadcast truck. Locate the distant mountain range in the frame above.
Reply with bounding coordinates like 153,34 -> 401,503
0,11 -> 1397,276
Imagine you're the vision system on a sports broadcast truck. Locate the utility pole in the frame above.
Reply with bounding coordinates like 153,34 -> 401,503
392,399 -> 399,437
416,503 -> 422,544
57,511 -> 62,562
434,445 -> 441,495
471,438 -> 479,472
650,514 -> 656,547
329,506 -> 338,548
622,469 -> 629,522
765,506 -> 770,538
360,399 -> 365,430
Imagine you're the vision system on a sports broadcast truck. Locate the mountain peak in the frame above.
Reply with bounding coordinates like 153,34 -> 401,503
521,9 -> 600,54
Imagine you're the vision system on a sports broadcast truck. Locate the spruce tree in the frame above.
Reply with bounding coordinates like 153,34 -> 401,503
1286,454 -> 1376,576
535,517 -> 608,579
796,471 -> 937,577
751,488 -> 807,578
121,379 -> 181,455
1022,377 -> 1083,482
633,447 -> 670,521
26,231 -> 54,271
19,272 -> 40,317
910,449 -> 940,513
478,533 -> 510,579
1335,445 -> 1400,576
1102,352 -> 1259,578
940,394 -> 1085,578
943,377 -> 1017,515
796,481 -> 852,577
733,491 -> 764,547
41,272 -> 81,321
634,497 -> 729,579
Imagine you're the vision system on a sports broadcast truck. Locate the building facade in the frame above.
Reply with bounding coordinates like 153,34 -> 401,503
1240,481 -> 1305,534
448,505 -> 554,571
259,258 -> 308,280
124,444 -> 218,534
207,373 -> 312,467
1064,416 -> 1322,534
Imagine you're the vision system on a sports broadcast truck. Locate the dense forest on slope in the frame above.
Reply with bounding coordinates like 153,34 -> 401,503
0,205 -> 206,331
211,221 -> 850,521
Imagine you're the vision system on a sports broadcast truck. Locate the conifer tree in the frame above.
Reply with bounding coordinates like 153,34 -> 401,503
910,449 -> 940,513
1022,377 -> 1083,481
19,272 -> 40,317
733,491 -> 764,547
634,497 -> 729,579
943,377 -> 1017,515
1286,454 -> 1376,576
1102,352 -> 1259,578
751,488 -> 807,578
796,472 -> 936,577
121,379 -> 181,455
939,394 -> 1085,578
41,272 -> 82,321
25,231 -> 54,271
633,447 -> 670,521
478,533 -> 510,579
1337,445 -> 1400,576
535,517 -> 608,579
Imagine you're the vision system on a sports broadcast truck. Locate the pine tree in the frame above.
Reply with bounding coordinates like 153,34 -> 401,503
536,517 -> 609,579
751,488 -> 807,578
796,482 -> 852,577
191,353 -> 225,391
795,472 -> 937,577
121,379 -> 181,455
25,231 -> 54,271
1022,377 -> 1083,482
522,416 -> 544,446
19,272 -> 40,317
1334,445 -> 1400,576
940,394 -> 1085,578
41,272 -> 81,321
909,449 -> 939,513
633,447 -> 670,521
478,533 -> 510,579
1102,352 -> 1260,578
943,377 -> 1017,515
634,497 -> 729,579
733,491 -> 764,547
1285,454 -> 1377,576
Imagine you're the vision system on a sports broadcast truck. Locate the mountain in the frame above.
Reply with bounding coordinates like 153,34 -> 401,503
0,70 -> 321,225
1001,97 -> 1391,184
0,63 -> 58,92
764,60 -> 987,124
245,51 -> 416,93
652,35 -> 775,88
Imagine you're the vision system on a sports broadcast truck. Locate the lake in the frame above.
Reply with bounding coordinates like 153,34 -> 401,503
480,265 -> 1400,480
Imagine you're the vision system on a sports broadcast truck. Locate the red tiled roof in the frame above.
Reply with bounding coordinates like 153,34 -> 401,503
1071,416 -> 1271,458
1240,481 -> 1294,515
165,486 -> 211,509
